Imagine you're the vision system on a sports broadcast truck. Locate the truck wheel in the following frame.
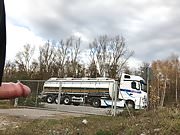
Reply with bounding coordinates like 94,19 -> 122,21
55,96 -> 63,104
55,97 -> 58,104
55,96 -> 60,104
125,100 -> 135,109
63,96 -> 71,105
92,98 -> 101,108
46,95 -> 54,104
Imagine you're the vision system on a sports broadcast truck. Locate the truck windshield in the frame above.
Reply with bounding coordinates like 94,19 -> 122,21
139,80 -> 146,91
141,83 -> 147,91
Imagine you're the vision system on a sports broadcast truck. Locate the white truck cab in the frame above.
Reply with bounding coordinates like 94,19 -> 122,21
119,73 -> 147,109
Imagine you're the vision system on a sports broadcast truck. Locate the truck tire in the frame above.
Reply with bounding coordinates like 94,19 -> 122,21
55,96 -> 63,104
46,95 -> 54,104
63,96 -> 71,105
55,96 -> 58,104
55,96 -> 60,104
125,100 -> 135,109
92,98 -> 101,108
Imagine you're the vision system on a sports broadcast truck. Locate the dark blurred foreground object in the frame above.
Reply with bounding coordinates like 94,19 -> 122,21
0,1 -> 31,99
0,0 -> 6,86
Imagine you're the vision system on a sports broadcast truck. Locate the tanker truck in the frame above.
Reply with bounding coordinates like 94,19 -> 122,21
39,73 -> 147,109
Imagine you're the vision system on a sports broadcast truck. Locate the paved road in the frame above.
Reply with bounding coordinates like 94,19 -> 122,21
43,103 -> 123,115
0,108 -> 84,119
44,104 -> 108,115
0,104 -> 123,119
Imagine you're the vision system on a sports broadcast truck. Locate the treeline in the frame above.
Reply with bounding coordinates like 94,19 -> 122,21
132,54 -> 180,107
3,35 -> 133,82
150,54 -> 180,107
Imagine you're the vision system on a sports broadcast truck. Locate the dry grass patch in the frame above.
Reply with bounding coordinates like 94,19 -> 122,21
1,107 -> 180,135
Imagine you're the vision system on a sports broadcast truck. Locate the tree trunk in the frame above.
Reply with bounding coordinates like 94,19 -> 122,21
160,77 -> 167,107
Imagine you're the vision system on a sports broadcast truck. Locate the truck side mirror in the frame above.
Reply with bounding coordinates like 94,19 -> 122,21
131,81 -> 137,89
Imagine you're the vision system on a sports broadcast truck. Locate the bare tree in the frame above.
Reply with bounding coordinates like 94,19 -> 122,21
89,35 -> 133,78
30,60 -> 39,79
151,54 -> 180,107
108,36 -> 134,78
15,44 -> 35,75
3,60 -> 17,81
64,37 -> 81,77
168,54 -> 179,104
89,35 -> 109,77
56,38 -> 71,77
69,37 -> 81,77
39,41 -> 56,79
47,36 -> 82,78
87,60 -> 100,77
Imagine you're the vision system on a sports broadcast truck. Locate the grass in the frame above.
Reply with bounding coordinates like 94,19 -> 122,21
1,107 -> 180,135
0,100 -> 13,109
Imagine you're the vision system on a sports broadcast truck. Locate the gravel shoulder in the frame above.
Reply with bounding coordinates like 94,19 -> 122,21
0,108 -> 85,119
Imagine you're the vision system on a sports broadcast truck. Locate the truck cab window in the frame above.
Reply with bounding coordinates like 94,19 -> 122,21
141,83 -> 145,91
131,81 -> 136,89
131,81 -> 140,90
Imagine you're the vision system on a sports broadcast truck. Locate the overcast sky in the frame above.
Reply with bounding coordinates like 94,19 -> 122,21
4,0 -> 180,68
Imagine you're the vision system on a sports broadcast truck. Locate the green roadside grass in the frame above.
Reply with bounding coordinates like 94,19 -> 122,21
0,100 -> 13,109
1,107 -> 180,135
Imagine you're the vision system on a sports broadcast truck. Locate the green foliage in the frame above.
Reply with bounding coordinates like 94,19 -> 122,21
0,100 -> 13,109
18,96 -> 43,107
